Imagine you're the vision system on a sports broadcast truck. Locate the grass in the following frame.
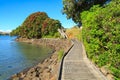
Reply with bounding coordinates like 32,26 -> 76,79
42,32 -> 61,38
43,35 -> 54,38
65,26 -> 82,41
58,49 -> 64,61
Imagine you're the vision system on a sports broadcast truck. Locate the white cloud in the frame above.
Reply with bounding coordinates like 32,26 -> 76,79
0,30 -> 11,33
0,30 -> 4,32
6,30 -> 11,33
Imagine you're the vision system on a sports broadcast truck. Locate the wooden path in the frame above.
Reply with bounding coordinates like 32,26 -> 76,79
61,40 -> 107,80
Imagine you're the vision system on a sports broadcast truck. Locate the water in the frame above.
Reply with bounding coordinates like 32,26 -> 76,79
0,35 -> 52,80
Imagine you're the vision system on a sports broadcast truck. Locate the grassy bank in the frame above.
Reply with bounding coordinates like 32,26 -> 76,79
65,26 -> 82,41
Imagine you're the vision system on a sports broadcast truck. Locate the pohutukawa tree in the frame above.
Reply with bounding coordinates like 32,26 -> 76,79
10,12 -> 62,38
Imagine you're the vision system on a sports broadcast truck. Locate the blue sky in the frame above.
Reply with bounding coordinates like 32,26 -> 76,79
0,0 -> 76,32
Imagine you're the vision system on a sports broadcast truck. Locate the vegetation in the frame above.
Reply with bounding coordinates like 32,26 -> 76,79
66,26 -> 82,41
10,12 -> 62,38
62,0 -> 108,24
81,0 -> 120,79
10,0 -> 120,79
58,49 -> 64,61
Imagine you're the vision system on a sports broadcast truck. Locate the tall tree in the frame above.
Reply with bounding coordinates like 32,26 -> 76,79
62,0 -> 108,24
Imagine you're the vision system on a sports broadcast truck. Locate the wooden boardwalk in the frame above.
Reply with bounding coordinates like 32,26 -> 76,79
61,40 -> 107,80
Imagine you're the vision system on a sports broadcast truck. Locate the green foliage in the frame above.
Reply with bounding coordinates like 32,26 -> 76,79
10,12 -> 62,38
54,32 -> 61,38
62,0 -> 108,24
76,29 -> 82,41
81,0 -> 120,79
58,49 -> 64,61
42,32 -> 60,38
10,26 -> 21,36
109,66 -> 120,79
42,18 -> 61,37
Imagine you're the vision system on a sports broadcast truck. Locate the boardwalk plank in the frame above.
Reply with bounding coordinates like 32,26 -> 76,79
61,40 -> 107,80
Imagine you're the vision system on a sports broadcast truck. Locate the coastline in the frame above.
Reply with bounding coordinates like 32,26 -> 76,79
10,38 -> 72,80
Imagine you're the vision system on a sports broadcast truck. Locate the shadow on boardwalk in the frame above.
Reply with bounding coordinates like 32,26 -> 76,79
60,40 -> 107,80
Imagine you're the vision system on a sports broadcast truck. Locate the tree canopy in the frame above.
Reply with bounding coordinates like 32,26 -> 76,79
10,12 -> 62,38
62,0 -> 109,24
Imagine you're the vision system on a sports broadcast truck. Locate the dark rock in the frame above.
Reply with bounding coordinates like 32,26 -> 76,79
8,66 -> 12,68
36,71 -> 40,77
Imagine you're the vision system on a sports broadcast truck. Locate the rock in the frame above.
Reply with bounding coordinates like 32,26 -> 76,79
35,67 -> 40,72
100,67 -> 108,76
12,77 -> 19,80
42,72 -> 50,80
44,59 -> 48,63
107,74 -> 114,80
28,68 -> 35,74
36,71 -> 40,77
31,72 -> 36,77
45,68 -> 51,73
17,72 -> 25,78
11,74 -> 17,79
32,77 -> 40,80
23,77 -> 30,80
50,76 -> 56,80
38,69 -> 43,73
25,71 -> 36,78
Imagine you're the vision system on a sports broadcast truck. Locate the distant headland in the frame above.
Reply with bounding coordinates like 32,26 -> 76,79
0,31 -> 10,35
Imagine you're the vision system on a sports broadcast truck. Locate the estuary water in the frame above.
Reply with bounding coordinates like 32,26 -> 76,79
0,35 -> 52,80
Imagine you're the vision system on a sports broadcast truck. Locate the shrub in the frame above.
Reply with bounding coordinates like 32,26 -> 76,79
81,0 -> 120,79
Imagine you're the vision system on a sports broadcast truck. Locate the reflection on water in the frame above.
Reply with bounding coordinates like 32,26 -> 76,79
0,35 -> 52,80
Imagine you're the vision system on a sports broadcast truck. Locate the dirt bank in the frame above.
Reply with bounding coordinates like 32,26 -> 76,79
10,38 -> 72,80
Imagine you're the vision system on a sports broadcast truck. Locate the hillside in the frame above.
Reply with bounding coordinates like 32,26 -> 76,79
65,26 -> 82,41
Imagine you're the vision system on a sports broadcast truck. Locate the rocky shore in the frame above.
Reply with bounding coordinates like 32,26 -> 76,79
9,38 -> 72,80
